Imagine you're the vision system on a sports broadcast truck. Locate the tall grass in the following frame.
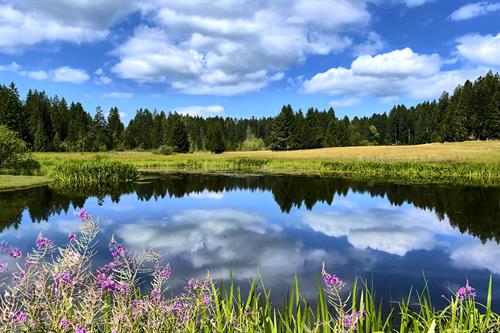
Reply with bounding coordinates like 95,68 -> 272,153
47,160 -> 138,185
0,212 -> 498,332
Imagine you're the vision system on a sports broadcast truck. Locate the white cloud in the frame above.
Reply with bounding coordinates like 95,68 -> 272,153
302,205 -> 456,256
52,66 -> 89,84
19,70 -> 48,80
96,76 -> 112,85
450,240 -> 500,274
449,2 -> 500,21
187,190 -> 224,200
353,32 -> 385,56
402,0 -> 434,7
329,97 -> 361,108
174,105 -> 224,117
102,92 -> 134,99
0,62 -> 20,72
456,33 -> 500,66
111,0 -> 369,95
351,48 -> 441,78
0,3 -> 110,53
303,48 -> 488,99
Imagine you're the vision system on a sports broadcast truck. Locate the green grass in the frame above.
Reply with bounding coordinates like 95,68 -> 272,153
45,159 -> 138,186
0,175 -> 53,191
32,141 -> 500,186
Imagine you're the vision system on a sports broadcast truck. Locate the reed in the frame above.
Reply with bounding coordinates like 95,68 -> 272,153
0,212 -> 498,332
47,160 -> 138,186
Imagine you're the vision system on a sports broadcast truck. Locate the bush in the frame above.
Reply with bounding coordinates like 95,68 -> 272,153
154,145 -> 175,155
238,137 -> 265,151
0,125 -> 40,175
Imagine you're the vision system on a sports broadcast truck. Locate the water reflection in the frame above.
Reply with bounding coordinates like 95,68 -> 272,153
0,173 -> 499,308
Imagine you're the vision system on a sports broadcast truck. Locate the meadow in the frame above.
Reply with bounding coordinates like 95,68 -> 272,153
0,212 -> 498,333
29,141 -> 500,188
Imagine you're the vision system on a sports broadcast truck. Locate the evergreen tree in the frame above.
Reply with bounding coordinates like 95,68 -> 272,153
206,121 -> 225,153
107,107 -> 124,149
170,117 -> 190,153
269,105 -> 294,151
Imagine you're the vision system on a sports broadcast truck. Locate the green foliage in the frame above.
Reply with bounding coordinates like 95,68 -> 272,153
238,137 -> 265,151
206,121 -> 225,153
0,125 -> 40,175
1,71 -> 500,153
48,160 -> 138,185
154,144 -> 175,155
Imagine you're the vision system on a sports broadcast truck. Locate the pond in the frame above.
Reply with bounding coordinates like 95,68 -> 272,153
1,173 -> 499,309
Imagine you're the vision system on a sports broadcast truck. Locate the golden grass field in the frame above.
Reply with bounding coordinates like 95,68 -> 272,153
35,140 -> 500,164
1,141 -> 498,191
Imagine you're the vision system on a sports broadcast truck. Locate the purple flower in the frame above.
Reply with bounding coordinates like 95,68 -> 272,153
68,233 -> 77,242
75,209 -> 88,221
344,311 -> 363,329
111,329 -> 118,333
0,262 -> 7,273
158,264 -> 172,279
321,264 -> 343,289
150,288 -> 162,301
201,294 -> 211,306
132,300 -> 145,318
59,317 -> 71,330
36,236 -> 53,250
13,270 -> 25,280
75,324 -> 88,333
109,240 -> 125,258
55,272 -> 74,285
100,278 -> 118,292
10,311 -> 27,323
172,300 -> 184,313
116,282 -> 130,294
457,280 -> 477,301
9,248 -> 22,258
24,259 -> 36,269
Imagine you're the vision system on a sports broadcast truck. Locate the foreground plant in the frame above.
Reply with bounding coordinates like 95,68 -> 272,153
0,212 -> 498,333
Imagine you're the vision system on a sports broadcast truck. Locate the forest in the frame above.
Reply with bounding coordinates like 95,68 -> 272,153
0,71 -> 499,153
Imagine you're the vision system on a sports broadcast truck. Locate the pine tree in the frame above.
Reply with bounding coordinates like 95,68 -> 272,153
269,105 -> 294,151
206,121 -> 225,153
107,107 -> 124,149
171,117 -> 190,153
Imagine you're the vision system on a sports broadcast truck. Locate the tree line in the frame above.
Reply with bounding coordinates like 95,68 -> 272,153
0,71 -> 499,153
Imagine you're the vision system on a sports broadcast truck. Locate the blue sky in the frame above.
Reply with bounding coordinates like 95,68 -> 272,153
0,0 -> 499,121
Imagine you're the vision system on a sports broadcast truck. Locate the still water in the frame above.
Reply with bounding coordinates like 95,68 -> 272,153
1,173 -> 499,309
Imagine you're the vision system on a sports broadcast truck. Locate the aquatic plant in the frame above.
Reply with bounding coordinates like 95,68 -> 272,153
0,212 -> 498,332
47,160 -> 138,186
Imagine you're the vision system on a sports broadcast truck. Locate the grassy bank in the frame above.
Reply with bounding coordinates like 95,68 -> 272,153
0,175 -> 53,191
1,213 -> 498,332
34,141 -> 500,186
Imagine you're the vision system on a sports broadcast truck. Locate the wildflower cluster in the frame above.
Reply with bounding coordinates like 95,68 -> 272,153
457,280 -> 477,301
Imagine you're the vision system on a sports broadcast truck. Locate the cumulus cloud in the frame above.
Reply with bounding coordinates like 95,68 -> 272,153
0,62 -> 20,72
449,2 -> 500,21
303,48 -> 488,99
302,205 -> 457,256
174,105 -> 224,117
456,33 -> 500,66
329,97 -> 361,108
0,3 -> 112,53
450,240 -> 500,274
351,48 -> 441,78
52,66 -> 89,84
402,0 -> 434,7
19,70 -> 48,80
102,92 -> 134,99
111,0 -> 370,95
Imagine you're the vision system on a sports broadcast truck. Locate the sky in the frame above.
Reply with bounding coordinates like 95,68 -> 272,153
0,0 -> 499,121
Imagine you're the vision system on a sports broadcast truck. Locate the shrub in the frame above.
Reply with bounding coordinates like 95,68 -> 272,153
238,137 -> 265,151
154,145 -> 175,155
0,125 -> 40,175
